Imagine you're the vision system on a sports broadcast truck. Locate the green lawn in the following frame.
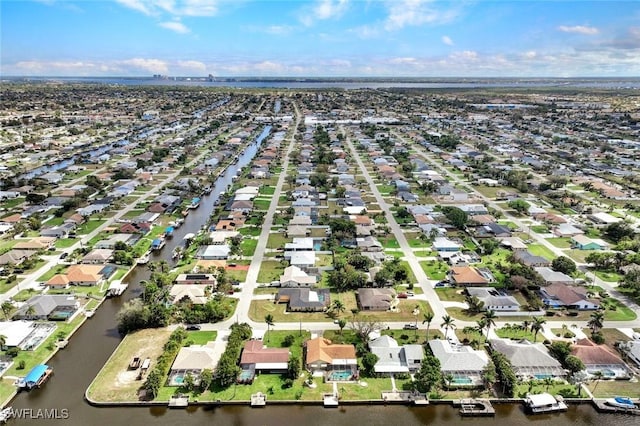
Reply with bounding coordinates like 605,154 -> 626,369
257,261 -> 286,283
253,199 -> 271,210
379,236 -> 400,249
55,238 -> 78,249
37,265 -> 69,282
567,249 -> 590,263
494,326 -> 540,342
435,287 -> 465,303
238,226 -> 261,237
185,330 -> 218,345
514,382 -> 580,399
594,270 -> 623,282
240,238 -> 258,256
259,186 -> 276,195
546,237 -> 573,248
0,197 -> 25,209
587,380 -> 640,398
420,261 -> 449,280
527,244 -> 556,260
530,225 -> 550,233
76,219 -> 106,235
266,233 -> 291,249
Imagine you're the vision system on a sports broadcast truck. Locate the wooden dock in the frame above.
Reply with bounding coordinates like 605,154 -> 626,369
456,399 -> 496,417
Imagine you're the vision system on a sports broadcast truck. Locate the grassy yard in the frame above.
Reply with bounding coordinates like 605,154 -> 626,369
0,197 -> 25,209
379,236 -> 400,249
259,186 -> 276,195
87,328 -> 172,402
266,233 -> 291,249
587,380 -> 640,398
566,249 -> 590,263
420,261 -> 449,280
257,261 -> 287,283
494,326 -> 540,342
0,378 -> 16,406
514,382 -> 580,399
37,264 -> 69,282
240,238 -> 258,256
530,225 -> 550,233
55,238 -> 78,249
76,219 -> 107,235
527,244 -> 557,260
546,237 -> 573,248
253,199 -> 271,210
435,287 -> 466,302
185,330 -> 218,345
594,270 -> 623,283
238,226 -> 261,237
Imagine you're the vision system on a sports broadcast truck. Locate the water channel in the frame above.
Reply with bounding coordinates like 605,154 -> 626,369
9,124 -> 639,425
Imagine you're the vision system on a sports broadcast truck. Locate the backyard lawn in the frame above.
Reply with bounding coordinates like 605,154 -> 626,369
76,219 -> 107,235
240,238 -> 258,256
266,233 -> 291,249
527,244 -> 556,260
256,261 -> 286,283
587,380 -> 640,398
185,330 -> 217,345
55,238 -> 77,249
546,237 -> 573,248
594,270 -> 623,283
420,261 -> 449,281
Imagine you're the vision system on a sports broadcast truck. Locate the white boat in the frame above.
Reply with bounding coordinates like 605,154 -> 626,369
137,254 -> 150,265
0,407 -> 13,423
525,393 -> 567,414
605,396 -> 637,409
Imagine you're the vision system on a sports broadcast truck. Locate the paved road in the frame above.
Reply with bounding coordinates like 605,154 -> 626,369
342,127 -> 449,323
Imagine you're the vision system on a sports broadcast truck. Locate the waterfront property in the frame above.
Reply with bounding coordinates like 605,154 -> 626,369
238,340 -> 290,383
428,339 -> 489,387
168,342 -> 218,386
368,335 -> 423,374
489,339 -> 565,380
571,338 -> 631,379
305,338 -> 357,381
13,295 -> 80,321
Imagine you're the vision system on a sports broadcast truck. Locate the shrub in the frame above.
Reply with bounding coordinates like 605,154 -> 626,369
17,360 -> 26,370
591,332 -> 605,344
6,347 -> 20,358
283,334 -> 295,347
283,378 -> 294,388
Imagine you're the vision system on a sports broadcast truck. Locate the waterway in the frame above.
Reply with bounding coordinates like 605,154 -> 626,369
8,123 -> 639,425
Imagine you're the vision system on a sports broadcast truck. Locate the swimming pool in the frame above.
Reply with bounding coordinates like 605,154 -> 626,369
328,370 -> 352,381
173,375 -> 185,384
452,377 -> 473,384
534,374 -> 553,380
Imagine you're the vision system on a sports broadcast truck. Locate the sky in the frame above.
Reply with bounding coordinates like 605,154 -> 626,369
1,0 -> 640,77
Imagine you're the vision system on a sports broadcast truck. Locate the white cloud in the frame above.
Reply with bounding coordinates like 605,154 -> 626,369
442,35 -> 454,46
119,58 -> 169,74
384,0 -> 459,31
522,51 -> 537,59
300,0 -> 349,26
116,0 -> 219,17
159,20 -> 190,34
558,25 -> 599,35
177,60 -> 206,71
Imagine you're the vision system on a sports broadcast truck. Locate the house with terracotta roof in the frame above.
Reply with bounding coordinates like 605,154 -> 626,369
571,338 -> 631,379
14,237 -> 56,251
240,340 -> 290,374
46,264 -> 112,288
305,337 -> 358,376
449,266 -> 494,286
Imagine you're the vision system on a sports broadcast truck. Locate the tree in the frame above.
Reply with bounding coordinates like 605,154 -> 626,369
264,314 -> 274,342
26,305 -> 36,319
603,222 -> 636,244
337,319 -> 347,336
441,206 -> 468,230
588,311 -> 604,333
482,310 -> 497,340
569,370 -> 589,397
183,372 -> 195,391
591,370 -> 604,392
116,299 -> 149,335
551,256 -> 577,275
0,334 -> 6,349
441,315 -> 456,340
361,352 -> 379,377
287,356 -> 301,380
422,311 -> 434,341
564,355 -> 585,374
530,316 -> 546,342
413,354 -> 442,393
507,199 -> 530,215
1,301 -> 13,320
350,316 -> 384,344
331,300 -> 346,316
199,369 -> 213,392
465,295 -> 485,314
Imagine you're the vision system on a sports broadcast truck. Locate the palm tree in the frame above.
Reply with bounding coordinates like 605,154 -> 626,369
331,300 -> 345,316
591,370 -> 604,392
441,315 -> 456,340
337,319 -> 347,336
1,301 -> 13,320
475,319 -> 487,339
264,314 -> 274,342
543,376 -> 554,392
521,320 -> 530,332
444,373 -> 454,390
157,260 -> 170,274
0,334 -> 6,350
422,311 -> 434,341
482,310 -> 497,340
588,311 -> 604,334
26,305 -> 36,319
530,317 -> 546,342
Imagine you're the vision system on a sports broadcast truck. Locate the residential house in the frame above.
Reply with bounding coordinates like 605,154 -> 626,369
571,235 -> 608,250
554,223 -> 584,237
14,295 -> 79,321
239,340 -> 290,374
356,236 -> 383,252
279,266 -> 317,287
534,267 -> 574,285
369,336 -> 423,374
175,274 -> 217,286
356,288 -> 395,311
81,249 -> 113,264
513,250 -> 551,267
13,237 -> 56,251
433,237 -> 462,252
168,343 -> 217,386
46,264 -> 112,288
169,285 -> 208,305
119,222 -> 151,234
571,338 -> 631,379
196,245 -> 231,260
540,283 -> 600,310
449,266 -> 494,286
500,237 -> 528,252
40,223 -> 76,238
305,337 -> 358,375
95,234 -> 139,249
428,339 -> 489,386
489,339 -> 565,379
0,250 -> 34,266
276,288 -> 330,312
466,287 -> 520,311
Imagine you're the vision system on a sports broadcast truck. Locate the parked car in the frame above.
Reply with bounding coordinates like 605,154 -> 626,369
60,252 -> 68,259
185,324 -> 201,331
406,291 -> 415,296
403,324 -> 418,330
397,293 -> 408,299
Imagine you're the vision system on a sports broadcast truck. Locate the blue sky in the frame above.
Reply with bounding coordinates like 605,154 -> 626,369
2,0 -> 639,77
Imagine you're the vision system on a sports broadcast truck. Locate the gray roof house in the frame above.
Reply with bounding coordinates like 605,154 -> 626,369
356,288 -> 395,311
428,339 -> 489,386
489,338 -> 565,379
369,336 -> 423,373
466,287 -> 521,312
14,295 -> 79,321
534,267 -> 574,285
276,288 -> 330,312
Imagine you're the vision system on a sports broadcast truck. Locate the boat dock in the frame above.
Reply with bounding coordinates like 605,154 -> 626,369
17,364 -> 53,390
107,280 -> 128,297
168,394 -> 189,408
250,392 -> 266,407
593,400 -> 640,415
456,399 -> 495,417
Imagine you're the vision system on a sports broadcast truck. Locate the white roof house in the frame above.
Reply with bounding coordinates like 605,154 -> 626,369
428,339 -> 489,385
368,336 -> 424,373
0,321 -> 38,348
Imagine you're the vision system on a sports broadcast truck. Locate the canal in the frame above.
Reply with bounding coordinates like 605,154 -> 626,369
9,123 -> 639,425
